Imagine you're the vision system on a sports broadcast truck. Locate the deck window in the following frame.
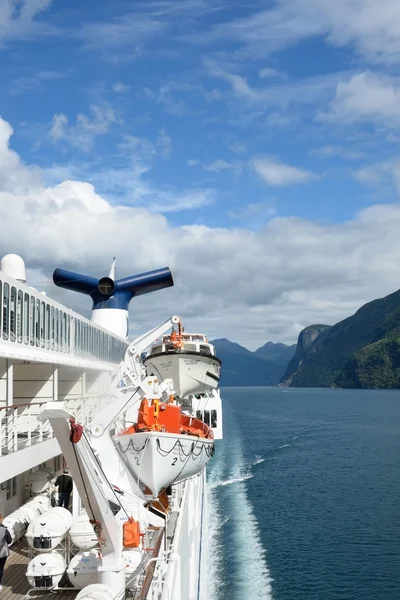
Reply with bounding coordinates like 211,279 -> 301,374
59,311 -> 63,352
6,477 -> 17,500
29,295 -> 35,345
55,308 -> 59,351
41,302 -> 45,348
23,293 -> 29,344
67,315 -> 70,352
211,410 -> 217,428
46,304 -> 50,349
3,283 -> 9,340
151,345 -> 163,355
62,312 -> 66,352
35,299 -> 40,346
50,306 -> 55,350
183,343 -> 197,352
17,290 -> 23,343
10,286 -> 16,342
199,344 -> 212,355
203,410 -> 210,426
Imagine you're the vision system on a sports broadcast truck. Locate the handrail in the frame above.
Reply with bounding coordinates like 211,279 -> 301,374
0,397 -> 99,411
138,527 -> 165,599
0,395 -> 112,457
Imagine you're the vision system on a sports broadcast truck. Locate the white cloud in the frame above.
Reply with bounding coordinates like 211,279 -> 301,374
310,145 -> 366,160
318,72 -> 400,125
156,129 -> 172,159
49,105 -> 120,151
77,13 -> 165,50
206,62 -> 259,101
259,68 -> 280,79
252,156 -> 315,186
210,0 -> 400,64
187,158 -> 243,174
4,116 -> 400,348
206,60 -> 350,111
353,159 -> 400,195
0,0 -> 53,43
112,82 -> 131,93
9,70 -> 67,94
204,160 -> 233,172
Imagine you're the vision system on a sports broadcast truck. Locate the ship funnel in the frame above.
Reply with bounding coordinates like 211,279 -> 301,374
53,265 -> 174,339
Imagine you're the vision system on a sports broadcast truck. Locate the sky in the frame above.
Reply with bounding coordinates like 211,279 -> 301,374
1,0 -> 400,349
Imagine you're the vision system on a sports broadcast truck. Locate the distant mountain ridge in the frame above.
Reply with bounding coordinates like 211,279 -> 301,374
280,288 -> 400,388
212,338 -> 296,386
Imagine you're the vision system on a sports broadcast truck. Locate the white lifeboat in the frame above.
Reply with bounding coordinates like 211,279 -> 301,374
26,507 -> 73,551
113,398 -> 214,498
143,323 -> 221,398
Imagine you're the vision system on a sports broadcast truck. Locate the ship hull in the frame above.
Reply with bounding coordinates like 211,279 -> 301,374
143,351 -> 221,398
113,431 -> 214,498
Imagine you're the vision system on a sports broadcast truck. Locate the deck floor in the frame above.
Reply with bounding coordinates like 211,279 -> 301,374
1,541 -> 76,600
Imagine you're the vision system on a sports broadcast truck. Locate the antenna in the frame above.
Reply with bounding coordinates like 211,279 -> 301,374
109,257 -> 116,281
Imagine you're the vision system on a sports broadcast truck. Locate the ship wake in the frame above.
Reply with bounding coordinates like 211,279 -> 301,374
207,436 -> 273,600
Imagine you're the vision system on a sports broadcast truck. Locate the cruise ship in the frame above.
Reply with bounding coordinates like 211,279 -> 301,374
0,253 -> 223,600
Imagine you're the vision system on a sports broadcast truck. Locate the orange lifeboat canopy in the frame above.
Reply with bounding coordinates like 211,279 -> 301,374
120,398 -> 214,439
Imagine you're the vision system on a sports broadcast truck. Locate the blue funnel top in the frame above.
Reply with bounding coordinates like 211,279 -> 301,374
53,266 -> 174,311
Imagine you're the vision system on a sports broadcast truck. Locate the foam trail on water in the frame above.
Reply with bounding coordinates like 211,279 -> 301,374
230,450 -> 274,600
210,473 -> 254,488
207,450 -> 226,600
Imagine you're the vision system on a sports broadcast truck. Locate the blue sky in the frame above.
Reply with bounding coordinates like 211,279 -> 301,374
1,0 -> 400,347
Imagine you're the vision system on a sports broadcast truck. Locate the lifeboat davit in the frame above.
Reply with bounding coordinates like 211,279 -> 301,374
113,398 -> 214,498
143,323 -> 221,399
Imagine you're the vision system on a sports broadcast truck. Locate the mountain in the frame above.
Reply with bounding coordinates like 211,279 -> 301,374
212,338 -> 293,386
281,325 -> 331,386
280,288 -> 400,388
254,341 -> 296,365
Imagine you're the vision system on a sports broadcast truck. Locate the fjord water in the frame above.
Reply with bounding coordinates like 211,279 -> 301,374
208,387 -> 400,600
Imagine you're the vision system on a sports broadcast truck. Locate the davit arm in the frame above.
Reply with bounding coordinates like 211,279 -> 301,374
39,404 -> 122,557
111,315 -> 181,391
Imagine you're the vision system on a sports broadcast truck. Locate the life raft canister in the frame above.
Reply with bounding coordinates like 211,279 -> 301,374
123,517 -> 140,548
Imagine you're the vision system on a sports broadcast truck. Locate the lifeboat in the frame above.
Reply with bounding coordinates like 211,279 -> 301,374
112,398 -> 214,498
143,322 -> 221,399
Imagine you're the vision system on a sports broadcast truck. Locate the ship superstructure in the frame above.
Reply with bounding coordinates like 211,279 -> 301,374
0,253 -> 223,600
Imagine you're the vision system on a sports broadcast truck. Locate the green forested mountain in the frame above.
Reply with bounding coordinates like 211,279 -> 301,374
280,288 -> 400,388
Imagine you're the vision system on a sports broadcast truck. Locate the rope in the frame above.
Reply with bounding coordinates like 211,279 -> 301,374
155,437 -> 214,460
114,438 -> 148,454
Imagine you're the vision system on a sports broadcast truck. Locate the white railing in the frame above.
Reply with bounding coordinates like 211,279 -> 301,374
0,396 -> 112,457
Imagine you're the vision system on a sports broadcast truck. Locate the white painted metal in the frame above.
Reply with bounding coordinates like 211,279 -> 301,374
91,308 -> 129,339
67,549 -> 102,588
144,352 -> 220,398
76,583 -> 115,600
39,403 -> 127,598
114,431 -> 214,498
26,506 -> 72,551
3,496 -> 51,543
69,510 -> 98,550
0,268 -> 128,365
0,254 -> 26,282
26,552 -> 66,588
0,395 -> 111,479
190,389 -> 223,440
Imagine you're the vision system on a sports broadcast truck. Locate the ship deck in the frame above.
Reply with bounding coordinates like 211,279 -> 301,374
2,541 -> 75,600
2,525 -> 167,600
